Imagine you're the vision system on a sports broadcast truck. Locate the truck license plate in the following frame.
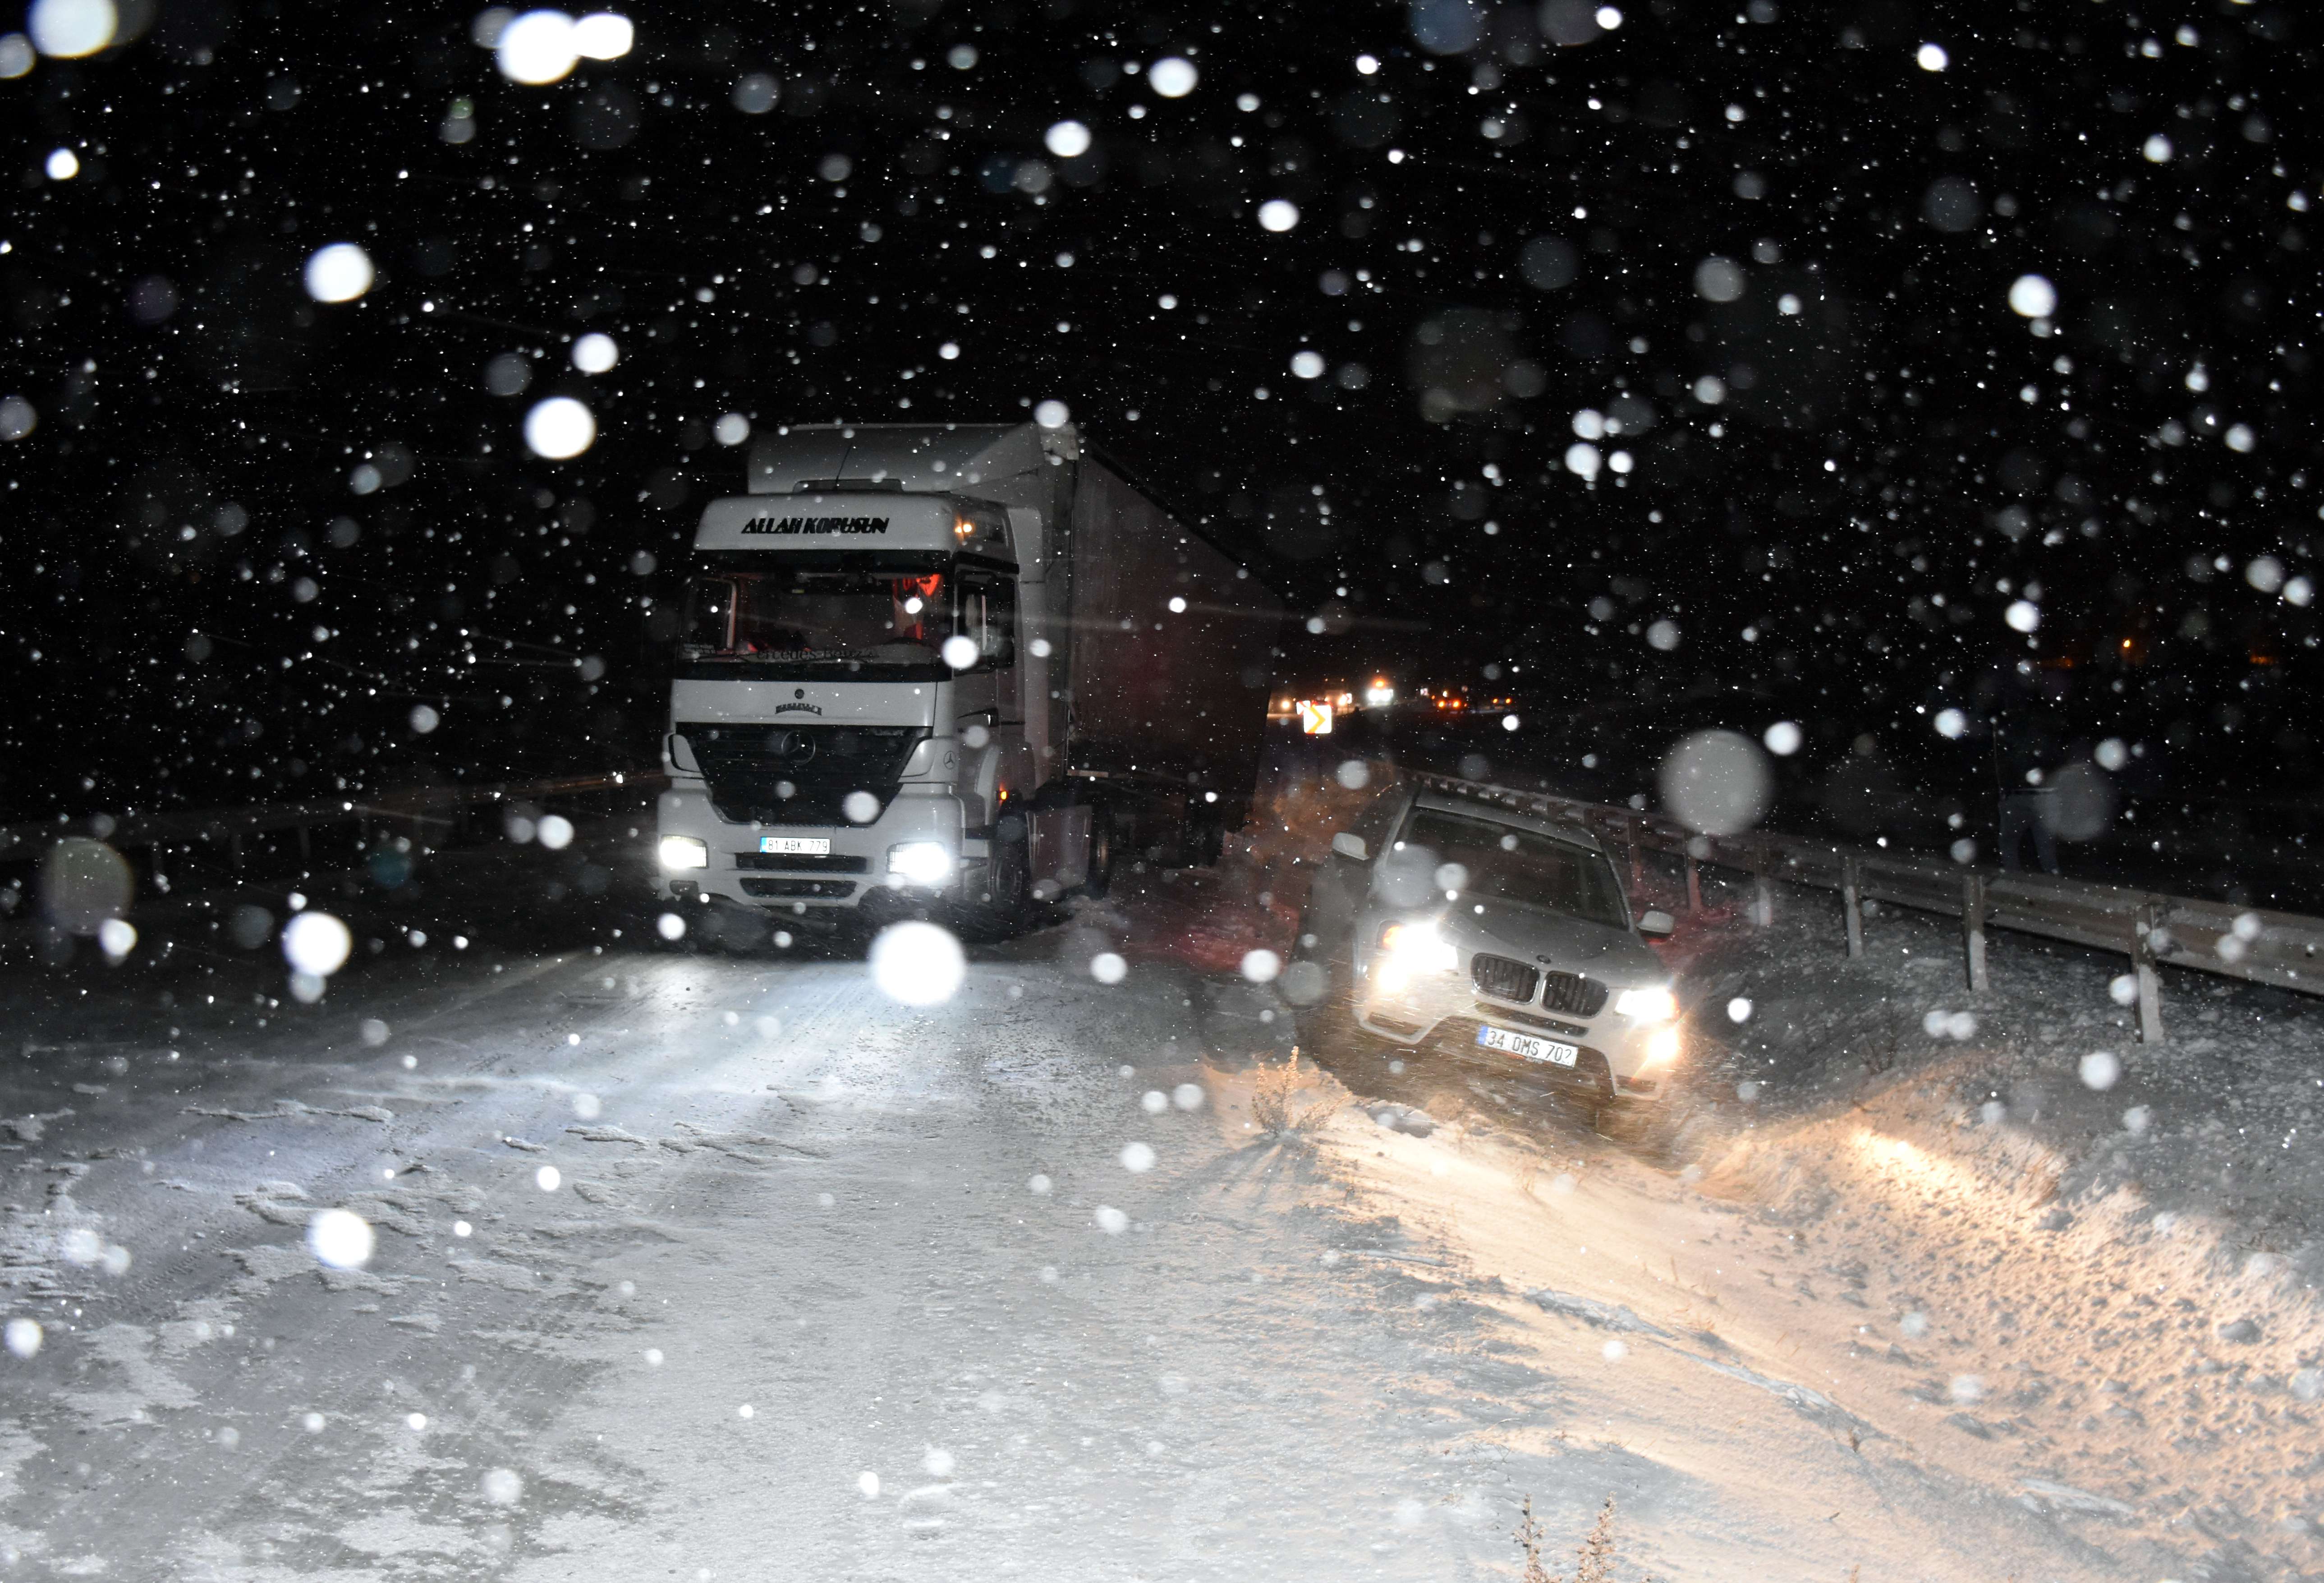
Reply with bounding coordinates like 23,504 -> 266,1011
1476,1024 -> 1578,1067
759,836 -> 832,856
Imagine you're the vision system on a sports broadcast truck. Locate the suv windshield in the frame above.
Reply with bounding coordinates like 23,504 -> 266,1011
1397,807 -> 1630,930
682,568 -> 952,667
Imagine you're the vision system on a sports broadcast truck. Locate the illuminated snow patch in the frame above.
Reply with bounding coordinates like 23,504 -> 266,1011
2007,274 -> 2057,319
303,243 -> 375,303
306,1209 -> 374,1270
1147,56 -> 1197,97
496,9 -> 579,83
524,396 -> 596,459
869,920 -> 967,1007
27,0 -> 115,57
282,911 -> 353,977
572,11 -> 632,58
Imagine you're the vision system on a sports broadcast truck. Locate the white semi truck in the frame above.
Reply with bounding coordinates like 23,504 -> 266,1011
652,421 -> 1284,939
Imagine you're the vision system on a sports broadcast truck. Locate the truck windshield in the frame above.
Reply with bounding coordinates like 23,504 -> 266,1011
1396,808 -> 1630,930
682,569 -> 951,667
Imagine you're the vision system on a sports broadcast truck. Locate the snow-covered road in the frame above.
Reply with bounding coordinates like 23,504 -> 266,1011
0,855 -> 2310,1578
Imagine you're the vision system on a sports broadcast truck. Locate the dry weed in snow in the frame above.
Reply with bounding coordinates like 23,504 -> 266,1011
1248,1049 -> 1342,1138
1515,1494 -> 1637,1583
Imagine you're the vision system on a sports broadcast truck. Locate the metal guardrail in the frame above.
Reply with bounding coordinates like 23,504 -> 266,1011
0,771 -> 667,892
1406,770 -> 2322,1044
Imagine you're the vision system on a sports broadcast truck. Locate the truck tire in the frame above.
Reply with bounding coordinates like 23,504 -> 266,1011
1082,809 -> 1116,899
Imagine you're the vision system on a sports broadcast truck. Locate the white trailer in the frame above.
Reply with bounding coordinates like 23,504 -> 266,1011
653,421 -> 1282,937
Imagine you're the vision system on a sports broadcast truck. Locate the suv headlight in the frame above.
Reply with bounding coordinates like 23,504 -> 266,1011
1614,985 -> 1679,1023
886,840 -> 954,887
658,836 -> 709,870
1378,920 -> 1458,975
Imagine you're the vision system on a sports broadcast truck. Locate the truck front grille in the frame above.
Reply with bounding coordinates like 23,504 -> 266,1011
1470,954 -> 1539,1003
1541,971 -> 1608,1018
676,722 -> 926,826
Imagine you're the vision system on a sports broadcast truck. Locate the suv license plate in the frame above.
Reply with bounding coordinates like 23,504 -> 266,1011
759,836 -> 832,856
1477,1024 -> 1578,1067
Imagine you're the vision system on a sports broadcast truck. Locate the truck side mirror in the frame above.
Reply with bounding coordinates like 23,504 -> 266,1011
1637,909 -> 1675,939
1330,831 -> 1369,863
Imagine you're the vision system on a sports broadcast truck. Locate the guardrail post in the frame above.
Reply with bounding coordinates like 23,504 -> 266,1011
1962,873 -> 1988,993
1842,855 -> 1864,959
2132,902 -> 2165,1044
1684,847 -> 1703,913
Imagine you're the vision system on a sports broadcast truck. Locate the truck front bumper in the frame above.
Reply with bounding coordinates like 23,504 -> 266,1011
653,785 -> 984,922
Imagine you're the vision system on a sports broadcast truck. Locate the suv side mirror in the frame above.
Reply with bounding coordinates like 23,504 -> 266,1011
1637,909 -> 1675,939
1330,831 -> 1369,863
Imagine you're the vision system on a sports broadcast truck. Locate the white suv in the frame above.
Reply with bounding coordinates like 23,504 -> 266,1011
1300,783 -> 1685,1110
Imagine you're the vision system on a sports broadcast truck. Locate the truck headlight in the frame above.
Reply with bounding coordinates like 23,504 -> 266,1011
886,840 -> 954,887
658,836 -> 709,870
1614,985 -> 1679,1023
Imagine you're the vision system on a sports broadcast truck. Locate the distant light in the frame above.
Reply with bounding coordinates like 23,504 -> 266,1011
571,332 -> 619,373
1044,120 -> 1092,159
44,147 -> 78,180
1364,682 -> 1395,708
1763,720 -> 1802,756
1915,42 -> 1948,71
496,9 -> 579,84
303,242 -> 375,303
572,10 -> 632,59
27,0 -> 115,58
1290,349 -> 1326,379
524,396 -> 597,459
1148,56 -> 1198,98
2007,273 -> 2057,318
1257,198 -> 1300,232
1033,398 -> 1070,429
2005,599 -> 2041,633
1355,53 -> 1380,75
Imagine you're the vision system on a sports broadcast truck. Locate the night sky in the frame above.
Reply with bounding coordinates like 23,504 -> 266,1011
0,0 -> 2316,862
